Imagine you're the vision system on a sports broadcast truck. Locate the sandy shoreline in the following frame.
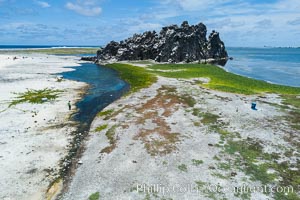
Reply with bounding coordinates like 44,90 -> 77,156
0,54 -> 88,200
0,55 -> 299,200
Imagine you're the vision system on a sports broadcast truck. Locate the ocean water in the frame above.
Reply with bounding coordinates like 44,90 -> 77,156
1,45 -> 299,87
225,47 -> 300,87
0,45 -> 98,50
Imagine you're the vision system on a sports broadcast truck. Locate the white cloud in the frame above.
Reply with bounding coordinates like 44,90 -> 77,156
66,0 -> 102,16
0,0 -> 7,5
287,17 -> 300,25
157,0 -> 300,19
36,1 -> 50,8
166,0 -> 231,12
149,0 -> 300,46
255,19 -> 273,29
128,22 -> 162,34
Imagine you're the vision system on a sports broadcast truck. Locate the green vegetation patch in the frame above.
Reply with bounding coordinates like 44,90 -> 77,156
200,112 -> 219,125
192,108 -> 220,125
224,138 -> 300,193
158,85 -> 195,107
149,64 -> 300,95
97,107 -> 128,120
269,161 -> 300,194
178,164 -> 188,172
281,94 -> 300,130
195,181 -> 227,200
192,159 -> 204,166
179,94 -> 196,107
217,129 -> 231,136
216,131 -> 300,198
97,109 -> 114,118
211,172 -> 229,179
281,94 -> 300,109
9,88 -> 62,107
89,192 -> 100,200
274,190 -> 300,200
105,125 -> 117,145
234,189 -> 251,200
288,110 -> 300,130
94,124 -> 108,132
192,108 -> 201,116
224,139 -> 277,184
218,162 -> 231,170
100,125 -> 118,154
106,63 -> 157,93
143,132 -> 180,156
5,48 -> 99,55
128,60 -> 154,65
193,121 -> 201,126
225,139 -> 264,163
195,180 -> 206,189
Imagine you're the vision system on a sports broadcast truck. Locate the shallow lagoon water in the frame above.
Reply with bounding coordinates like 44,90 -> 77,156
62,63 -> 129,125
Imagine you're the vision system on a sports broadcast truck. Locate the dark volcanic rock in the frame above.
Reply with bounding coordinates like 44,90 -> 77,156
207,30 -> 227,59
97,21 -> 228,65
80,56 -> 97,62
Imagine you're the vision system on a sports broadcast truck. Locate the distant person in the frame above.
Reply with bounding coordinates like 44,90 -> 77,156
68,101 -> 71,110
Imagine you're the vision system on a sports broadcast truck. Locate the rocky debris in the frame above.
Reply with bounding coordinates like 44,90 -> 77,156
97,21 -> 228,65
80,56 -> 97,62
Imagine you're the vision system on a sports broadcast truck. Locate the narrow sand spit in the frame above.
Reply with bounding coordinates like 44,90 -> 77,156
63,75 -> 299,199
0,54 -> 87,200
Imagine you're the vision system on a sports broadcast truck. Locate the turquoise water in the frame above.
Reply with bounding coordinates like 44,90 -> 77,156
62,63 -> 129,124
226,47 -> 300,87
2,45 -> 299,87
0,45 -> 98,49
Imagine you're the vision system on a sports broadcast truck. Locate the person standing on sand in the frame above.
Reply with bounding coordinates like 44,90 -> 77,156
68,101 -> 71,110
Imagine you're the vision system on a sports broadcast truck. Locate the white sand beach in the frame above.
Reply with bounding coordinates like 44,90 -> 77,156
62,75 -> 299,200
0,54 -> 87,200
0,55 -> 299,200
1,0 -> 300,199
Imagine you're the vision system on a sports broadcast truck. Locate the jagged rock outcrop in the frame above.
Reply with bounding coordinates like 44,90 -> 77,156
97,21 -> 228,65
80,56 -> 97,62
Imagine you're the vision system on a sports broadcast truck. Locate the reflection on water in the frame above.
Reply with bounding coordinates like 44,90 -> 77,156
225,47 -> 300,87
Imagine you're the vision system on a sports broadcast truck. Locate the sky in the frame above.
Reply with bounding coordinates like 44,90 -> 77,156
0,0 -> 299,47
